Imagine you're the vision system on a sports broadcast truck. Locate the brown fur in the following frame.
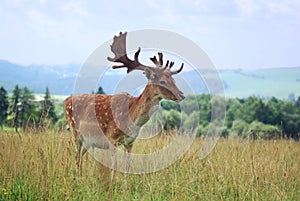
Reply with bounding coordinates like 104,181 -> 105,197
63,32 -> 184,173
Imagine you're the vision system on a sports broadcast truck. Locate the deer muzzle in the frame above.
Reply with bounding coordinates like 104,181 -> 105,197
176,92 -> 185,101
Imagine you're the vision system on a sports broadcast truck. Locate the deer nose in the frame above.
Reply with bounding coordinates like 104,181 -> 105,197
177,93 -> 185,101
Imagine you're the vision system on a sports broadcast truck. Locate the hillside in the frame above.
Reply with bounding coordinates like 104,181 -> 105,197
220,68 -> 300,98
0,60 -> 79,95
0,60 -> 299,98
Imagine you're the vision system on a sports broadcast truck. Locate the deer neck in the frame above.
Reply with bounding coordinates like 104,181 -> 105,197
129,84 -> 161,127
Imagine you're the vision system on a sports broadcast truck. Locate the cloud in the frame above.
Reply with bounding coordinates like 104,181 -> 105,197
233,0 -> 300,21
0,0 -> 299,69
265,1 -> 300,20
234,0 -> 260,17
61,1 -> 90,17
268,2 -> 292,15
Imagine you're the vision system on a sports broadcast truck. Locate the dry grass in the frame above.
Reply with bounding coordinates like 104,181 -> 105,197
0,130 -> 299,200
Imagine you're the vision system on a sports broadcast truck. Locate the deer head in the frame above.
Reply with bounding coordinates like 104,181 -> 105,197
107,32 -> 185,102
64,32 -> 185,175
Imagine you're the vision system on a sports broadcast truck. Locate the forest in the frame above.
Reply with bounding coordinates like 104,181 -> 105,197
0,85 -> 299,140
159,94 -> 300,140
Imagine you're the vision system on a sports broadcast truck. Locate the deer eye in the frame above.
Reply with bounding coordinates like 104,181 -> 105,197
159,80 -> 166,85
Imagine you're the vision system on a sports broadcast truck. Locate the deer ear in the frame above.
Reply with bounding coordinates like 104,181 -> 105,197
144,69 -> 157,80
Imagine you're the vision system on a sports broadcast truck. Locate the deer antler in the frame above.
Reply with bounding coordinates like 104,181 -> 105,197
107,31 -> 184,75
150,52 -> 163,67
170,63 -> 184,75
107,32 -> 149,73
150,52 -> 184,75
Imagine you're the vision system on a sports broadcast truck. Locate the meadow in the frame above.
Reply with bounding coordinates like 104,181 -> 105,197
0,130 -> 299,200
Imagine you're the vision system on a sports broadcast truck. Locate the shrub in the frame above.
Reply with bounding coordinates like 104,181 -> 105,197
248,121 -> 281,140
231,120 -> 249,139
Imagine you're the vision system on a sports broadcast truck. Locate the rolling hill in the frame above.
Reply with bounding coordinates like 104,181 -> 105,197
0,60 -> 299,99
220,68 -> 300,98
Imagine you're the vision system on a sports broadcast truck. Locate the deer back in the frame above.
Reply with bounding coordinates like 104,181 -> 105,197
64,93 -> 137,145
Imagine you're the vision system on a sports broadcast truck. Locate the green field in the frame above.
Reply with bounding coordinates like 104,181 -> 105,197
220,67 -> 300,98
1,130 -> 299,200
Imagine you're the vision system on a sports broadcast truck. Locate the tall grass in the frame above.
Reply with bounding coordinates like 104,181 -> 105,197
0,130 -> 299,200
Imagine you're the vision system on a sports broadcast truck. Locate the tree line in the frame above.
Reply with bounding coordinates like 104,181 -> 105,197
154,94 -> 300,140
0,86 -> 106,132
1,85 -> 299,140
0,85 -> 57,132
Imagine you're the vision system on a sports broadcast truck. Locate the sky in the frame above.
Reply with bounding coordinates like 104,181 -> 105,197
0,0 -> 300,69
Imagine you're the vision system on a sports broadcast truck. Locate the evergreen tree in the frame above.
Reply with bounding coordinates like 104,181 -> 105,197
9,85 -> 21,132
96,86 -> 105,94
20,86 -> 35,128
42,87 -> 57,124
0,87 -> 9,129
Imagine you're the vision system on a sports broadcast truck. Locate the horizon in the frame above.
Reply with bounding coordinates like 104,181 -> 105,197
0,58 -> 299,71
0,1 -> 300,70
1,56 -> 299,99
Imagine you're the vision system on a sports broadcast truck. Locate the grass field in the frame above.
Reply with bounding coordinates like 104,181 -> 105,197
0,130 -> 299,200
219,67 -> 300,98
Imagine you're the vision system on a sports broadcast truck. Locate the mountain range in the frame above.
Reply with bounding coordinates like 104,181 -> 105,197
0,59 -> 299,99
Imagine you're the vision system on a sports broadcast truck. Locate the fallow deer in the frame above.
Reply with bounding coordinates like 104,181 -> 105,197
64,32 -> 185,173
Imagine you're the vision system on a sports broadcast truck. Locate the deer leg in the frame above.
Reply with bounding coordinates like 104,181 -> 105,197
75,139 -> 82,175
111,147 -> 117,177
122,144 -> 133,190
75,138 -> 88,176
107,147 -> 117,192
124,145 -> 133,173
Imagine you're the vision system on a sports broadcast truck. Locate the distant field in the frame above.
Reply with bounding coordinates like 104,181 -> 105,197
1,131 -> 299,200
220,67 -> 300,98
1,58 -> 299,99
32,94 -> 68,101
